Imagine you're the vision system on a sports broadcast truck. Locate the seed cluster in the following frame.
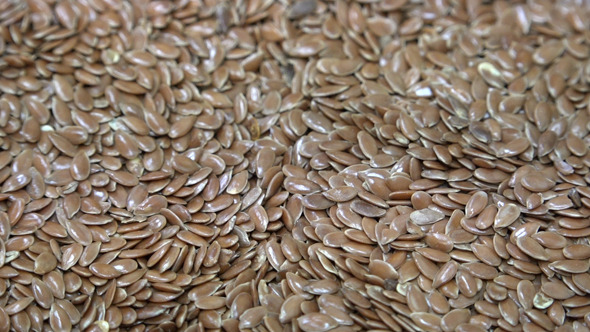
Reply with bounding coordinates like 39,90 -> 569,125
1,0 -> 590,331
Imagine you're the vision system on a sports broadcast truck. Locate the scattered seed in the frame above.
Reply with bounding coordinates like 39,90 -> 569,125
0,0 -> 586,330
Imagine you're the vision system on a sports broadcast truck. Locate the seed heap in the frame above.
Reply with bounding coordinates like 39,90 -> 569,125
0,0 -> 590,331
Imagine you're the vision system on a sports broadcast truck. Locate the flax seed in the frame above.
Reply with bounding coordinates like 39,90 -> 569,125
0,0 -> 589,330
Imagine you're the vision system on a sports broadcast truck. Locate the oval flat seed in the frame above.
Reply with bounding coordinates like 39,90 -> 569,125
563,244 -> 590,259
549,260 -> 590,274
323,187 -> 357,202
441,309 -> 470,332
50,304 -> 72,332
516,237 -> 549,261
297,313 -> 338,332
410,208 -> 445,225
70,151 -> 90,181
521,172 -> 556,192
34,252 -> 58,274
89,263 -> 122,279
432,261 -> 458,289
494,203 -> 520,229
195,296 -> 226,310
410,312 -> 442,332
465,191 -> 488,218
350,199 -> 385,217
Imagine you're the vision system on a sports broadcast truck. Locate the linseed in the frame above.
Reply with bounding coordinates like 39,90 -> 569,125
0,0 -> 589,331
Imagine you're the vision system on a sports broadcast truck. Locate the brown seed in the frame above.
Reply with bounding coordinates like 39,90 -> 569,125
67,220 -> 93,246
61,243 -> 83,270
516,236 -> 549,261
533,40 -> 565,65
10,311 -> 29,332
323,187 -> 358,202
410,208 -> 445,225
89,263 -> 122,279
31,278 -> 54,309
297,312 -> 338,332
410,312 -> 442,332
70,151 -> 90,181
50,304 -> 72,332
494,203 -> 520,229
289,0 -> 317,19
53,75 -> 74,101
465,191 -> 488,218
34,252 -> 57,275
280,295 -> 305,323
195,296 -> 226,310
407,284 -> 429,312
533,232 -> 567,249
5,297 -> 34,315
239,306 -> 267,329
499,298 -> 519,326
517,280 -> 536,309
563,244 -> 590,259
549,260 -> 590,274
521,172 -> 556,192
432,260 -> 458,289
441,309 -> 470,332
347,199 -> 384,217
525,309 -> 555,331
249,205 -> 269,232
114,130 -> 140,160
471,243 -> 501,267
0,308 -> 9,331
148,42 -> 181,59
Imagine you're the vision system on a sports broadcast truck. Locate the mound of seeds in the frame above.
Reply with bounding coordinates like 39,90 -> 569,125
1,0 -> 590,331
